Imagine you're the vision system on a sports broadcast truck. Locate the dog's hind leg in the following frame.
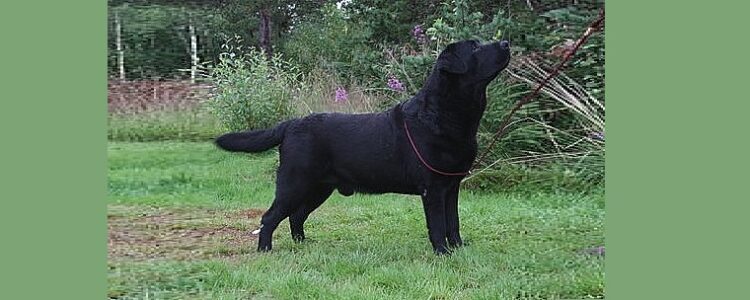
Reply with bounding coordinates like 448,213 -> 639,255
257,173 -> 311,252
257,199 -> 293,252
289,185 -> 334,242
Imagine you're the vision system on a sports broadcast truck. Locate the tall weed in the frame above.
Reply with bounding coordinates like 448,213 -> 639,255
207,36 -> 299,131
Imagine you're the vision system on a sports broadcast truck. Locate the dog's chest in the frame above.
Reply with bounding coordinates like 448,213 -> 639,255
430,137 -> 477,165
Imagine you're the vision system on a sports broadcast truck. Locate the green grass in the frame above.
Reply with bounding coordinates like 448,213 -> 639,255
108,141 -> 604,299
108,109 -> 224,142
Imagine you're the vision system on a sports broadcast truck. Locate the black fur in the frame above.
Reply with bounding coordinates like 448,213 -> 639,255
215,40 -> 511,254
215,120 -> 293,152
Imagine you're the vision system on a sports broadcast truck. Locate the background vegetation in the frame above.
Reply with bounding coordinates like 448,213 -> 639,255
107,0 -> 605,189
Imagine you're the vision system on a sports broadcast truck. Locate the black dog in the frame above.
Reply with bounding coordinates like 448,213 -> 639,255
216,40 -> 511,254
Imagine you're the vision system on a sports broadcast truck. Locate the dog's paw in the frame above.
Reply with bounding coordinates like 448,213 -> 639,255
291,233 -> 305,243
433,245 -> 452,255
448,238 -> 465,248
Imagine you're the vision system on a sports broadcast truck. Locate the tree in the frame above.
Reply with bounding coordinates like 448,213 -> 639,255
258,7 -> 272,58
108,3 -> 226,79
219,0 -> 330,55
114,10 -> 125,80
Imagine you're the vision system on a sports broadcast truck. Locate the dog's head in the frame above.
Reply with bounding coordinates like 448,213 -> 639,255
435,39 -> 511,87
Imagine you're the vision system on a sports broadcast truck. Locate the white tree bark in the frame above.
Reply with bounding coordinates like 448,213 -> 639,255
115,11 -> 125,80
189,22 -> 199,84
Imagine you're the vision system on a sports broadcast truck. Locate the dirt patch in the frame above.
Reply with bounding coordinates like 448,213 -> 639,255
108,205 -> 265,261
231,208 -> 266,219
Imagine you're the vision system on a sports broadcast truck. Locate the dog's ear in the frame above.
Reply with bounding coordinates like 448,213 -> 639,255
436,44 -> 468,74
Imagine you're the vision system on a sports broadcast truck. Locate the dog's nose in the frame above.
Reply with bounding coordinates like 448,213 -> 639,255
499,40 -> 510,48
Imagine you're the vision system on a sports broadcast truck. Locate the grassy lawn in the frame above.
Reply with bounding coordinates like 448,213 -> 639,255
108,141 -> 604,299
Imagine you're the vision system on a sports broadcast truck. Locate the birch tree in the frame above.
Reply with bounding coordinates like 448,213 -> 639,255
189,20 -> 199,83
115,11 -> 125,80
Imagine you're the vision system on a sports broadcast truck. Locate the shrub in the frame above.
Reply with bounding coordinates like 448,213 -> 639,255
383,0 -> 514,96
468,58 -> 605,191
531,7 -> 605,101
207,37 -> 299,131
282,4 -> 380,83
508,57 -> 605,184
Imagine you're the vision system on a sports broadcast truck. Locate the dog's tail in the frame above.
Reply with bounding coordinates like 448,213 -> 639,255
214,120 -> 293,153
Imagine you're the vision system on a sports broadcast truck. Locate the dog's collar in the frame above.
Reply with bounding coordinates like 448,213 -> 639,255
403,119 -> 471,176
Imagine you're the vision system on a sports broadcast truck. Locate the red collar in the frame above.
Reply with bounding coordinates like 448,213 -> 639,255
403,120 -> 471,176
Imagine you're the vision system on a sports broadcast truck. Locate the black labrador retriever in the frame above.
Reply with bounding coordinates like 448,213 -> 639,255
216,39 -> 511,254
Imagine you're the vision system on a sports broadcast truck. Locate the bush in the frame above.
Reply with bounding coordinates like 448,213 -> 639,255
530,7 -> 605,100
207,37 -> 300,131
383,0 -> 513,95
282,4 -> 381,83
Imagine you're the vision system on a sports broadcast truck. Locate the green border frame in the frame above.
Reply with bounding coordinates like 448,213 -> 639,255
0,2 -> 106,299
2,1 -> 749,299
607,1 -> 750,299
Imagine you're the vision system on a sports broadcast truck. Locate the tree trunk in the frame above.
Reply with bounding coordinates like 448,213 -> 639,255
115,11 -> 125,80
259,8 -> 272,59
189,22 -> 199,84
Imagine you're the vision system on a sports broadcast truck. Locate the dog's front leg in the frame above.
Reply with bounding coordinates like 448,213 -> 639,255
444,183 -> 463,248
421,187 -> 450,255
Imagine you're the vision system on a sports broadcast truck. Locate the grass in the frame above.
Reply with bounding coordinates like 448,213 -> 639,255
108,141 -> 604,299
108,108 -> 224,142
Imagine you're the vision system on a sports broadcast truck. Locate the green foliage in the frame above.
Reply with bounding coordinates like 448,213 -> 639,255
282,4 -> 380,82
502,7 -> 604,100
540,7 -> 605,100
425,0 -> 511,47
393,54 -> 435,92
107,0 -> 606,192
462,163 -> 603,194
108,1 -> 329,80
217,0 -> 328,53
207,37 -> 299,132
476,81 -> 549,161
475,72 -> 605,187
385,0 -> 516,93
481,81 -> 527,131
108,4 -> 226,79
343,0 -> 441,44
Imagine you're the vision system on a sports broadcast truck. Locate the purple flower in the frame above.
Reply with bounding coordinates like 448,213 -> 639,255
334,87 -> 348,102
387,76 -> 405,92
412,25 -> 427,44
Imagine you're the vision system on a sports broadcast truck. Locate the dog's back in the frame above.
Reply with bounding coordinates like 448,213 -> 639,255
279,110 -> 418,195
